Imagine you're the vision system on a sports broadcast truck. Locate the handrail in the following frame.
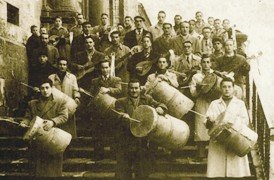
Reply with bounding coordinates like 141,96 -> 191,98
247,58 -> 272,180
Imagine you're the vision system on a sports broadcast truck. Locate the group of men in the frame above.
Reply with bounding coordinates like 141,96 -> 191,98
21,10 -> 252,179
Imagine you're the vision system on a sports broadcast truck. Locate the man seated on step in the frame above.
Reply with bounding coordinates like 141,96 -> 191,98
20,78 -> 68,177
144,54 -> 179,91
114,79 -> 167,179
89,60 -> 122,161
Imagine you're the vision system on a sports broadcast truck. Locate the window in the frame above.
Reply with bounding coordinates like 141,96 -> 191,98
7,3 -> 19,26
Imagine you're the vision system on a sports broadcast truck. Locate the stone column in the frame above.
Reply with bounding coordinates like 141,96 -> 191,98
89,0 -> 108,26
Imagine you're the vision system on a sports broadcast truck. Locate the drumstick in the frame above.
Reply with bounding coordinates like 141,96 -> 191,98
111,109 -> 141,123
120,82 -> 128,85
0,118 -> 30,128
188,109 -> 207,118
180,84 -> 209,89
78,88 -> 94,97
20,82 -> 40,92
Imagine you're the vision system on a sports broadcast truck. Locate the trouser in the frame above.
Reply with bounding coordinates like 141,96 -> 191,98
115,146 -> 152,180
196,141 -> 209,158
29,142 -> 63,177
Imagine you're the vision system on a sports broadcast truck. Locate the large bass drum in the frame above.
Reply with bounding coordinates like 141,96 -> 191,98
52,87 -> 78,116
130,105 -> 190,150
23,116 -> 72,155
208,123 -> 258,157
149,81 -> 194,119
93,93 -> 116,116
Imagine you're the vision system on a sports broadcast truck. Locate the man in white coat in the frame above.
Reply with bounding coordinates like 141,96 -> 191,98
49,57 -> 80,138
205,77 -> 251,178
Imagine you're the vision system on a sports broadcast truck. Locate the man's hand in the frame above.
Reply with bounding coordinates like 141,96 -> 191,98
157,74 -> 169,82
205,117 -> 214,129
20,119 -> 30,128
122,113 -> 130,119
99,87 -> 110,94
33,87 -> 40,93
74,98 -> 81,106
43,120 -> 54,131
156,107 -> 165,115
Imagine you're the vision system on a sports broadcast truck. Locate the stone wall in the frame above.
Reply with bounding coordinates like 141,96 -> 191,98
0,0 -> 42,114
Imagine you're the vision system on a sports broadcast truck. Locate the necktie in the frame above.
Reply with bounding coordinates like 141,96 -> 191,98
187,56 -> 190,64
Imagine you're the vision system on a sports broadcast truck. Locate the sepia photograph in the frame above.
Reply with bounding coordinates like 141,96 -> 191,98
0,0 -> 273,179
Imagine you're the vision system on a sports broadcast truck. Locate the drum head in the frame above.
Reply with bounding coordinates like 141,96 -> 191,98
200,73 -> 217,94
130,105 -> 157,137
23,116 -> 44,140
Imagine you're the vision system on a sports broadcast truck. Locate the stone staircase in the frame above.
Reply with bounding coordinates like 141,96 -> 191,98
0,124 -> 256,179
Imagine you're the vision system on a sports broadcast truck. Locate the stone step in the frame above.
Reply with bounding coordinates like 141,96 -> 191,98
0,157 -> 208,173
0,145 -> 201,160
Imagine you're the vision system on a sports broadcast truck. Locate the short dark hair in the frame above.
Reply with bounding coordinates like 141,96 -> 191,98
174,15 -> 182,19
30,25 -> 37,32
117,23 -> 125,28
183,40 -> 192,46
195,11 -> 202,16
212,37 -> 223,45
220,77 -> 234,87
57,57 -> 68,63
163,23 -> 172,28
202,26 -> 212,32
54,16 -> 62,20
208,17 -> 214,20
142,34 -> 152,42
82,21 -> 92,26
158,10 -> 166,15
201,54 -> 211,62
84,36 -> 94,42
189,19 -> 196,24
99,59 -> 111,67
180,21 -> 189,28
128,78 -> 141,87
110,30 -> 120,37
101,13 -> 108,17
214,19 -> 221,22
39,78 -> 53,87
125,16 -> 133,20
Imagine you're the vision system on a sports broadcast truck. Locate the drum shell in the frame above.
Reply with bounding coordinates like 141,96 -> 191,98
93,93 -> 116,115
151,81 -> 194,119
23,116 -> 72,155
209,124 -> 258,157
130,105 -> 190,150
52,87 -> 77,116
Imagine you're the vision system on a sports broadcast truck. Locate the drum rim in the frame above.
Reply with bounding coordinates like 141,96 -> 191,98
130,105 -> 157,137
23,116 -> 44,140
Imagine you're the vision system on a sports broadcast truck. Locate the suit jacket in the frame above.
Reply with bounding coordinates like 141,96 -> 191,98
48,72 -> 80,138
127,50 -> 158,85
26,35 -> 41,60
153,35 -> 173,56
70,34 -> 99,57
90,76 -> 122,98
25,94 -> 68,128
170,34 -> 201,56
215,54 -> 250,85
124,29 -> 153,48
71,50 -> 105,89
30,62 -> 57,87
33,45 -> 60,67
24,94 -> 68,177
48,72 -> 80,99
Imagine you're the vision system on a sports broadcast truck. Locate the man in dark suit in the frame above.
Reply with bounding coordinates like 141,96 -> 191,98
153,23 -> 173,57
114,79 -> 167,179
20,78 -> 68,177
70,21 -> 99,58
124,16 -> 152,48
89,60 -> 122,160
127,35 -> 158,85
32,33 -> 60,68
26,25 -> 41,62
70,36 -> 105,90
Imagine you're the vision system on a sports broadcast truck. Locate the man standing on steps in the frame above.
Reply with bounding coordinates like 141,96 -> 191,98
205,77 -> 251,178
114,79 -> 167,179
89,60 -> 122,161
20,78 -> 68,177
48,57 -> 80,138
